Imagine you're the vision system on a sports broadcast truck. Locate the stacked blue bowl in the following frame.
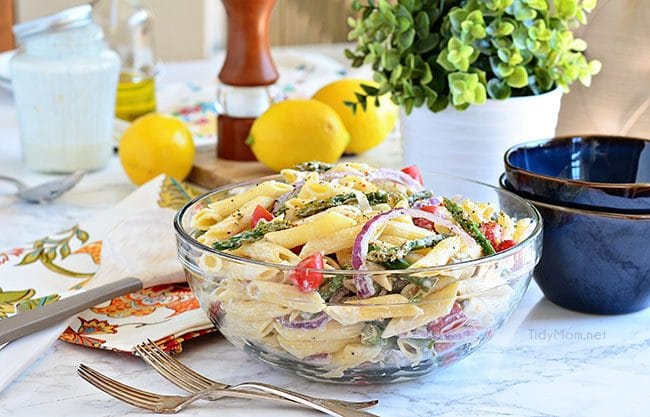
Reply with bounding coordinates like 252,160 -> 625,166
502,135 -> 650,314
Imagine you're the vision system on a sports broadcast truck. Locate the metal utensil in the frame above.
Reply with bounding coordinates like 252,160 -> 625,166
0,209 -> 185,345
77,364 -> 379,416
0,170 -> 85,203
134,341 -> 377,410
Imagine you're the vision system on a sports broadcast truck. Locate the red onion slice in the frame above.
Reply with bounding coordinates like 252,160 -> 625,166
352,275 -> 376,298
350,207 -> 477,297
352,208 -> 476,269
272,180 -> 304,214
430,325 -> 483,342
412,196 -> 442,209
367,168 -> 425,192
277,312 -> 330,329
427,302 -> 467,335
303,352 -> 332,364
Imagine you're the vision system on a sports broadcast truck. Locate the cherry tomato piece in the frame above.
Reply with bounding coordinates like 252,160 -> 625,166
420,205 -> 442,214
414,217 -> 435,231
496,239 -> 517,252
290,252 -> 324,292
479,221 -> 504,249
400,165 -> 424,185
251,205 -> 274,228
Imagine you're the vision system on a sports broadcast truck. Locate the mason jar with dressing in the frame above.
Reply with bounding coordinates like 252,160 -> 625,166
11,5 -> 120,173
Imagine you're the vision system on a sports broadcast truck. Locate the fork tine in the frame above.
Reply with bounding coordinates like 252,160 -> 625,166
78,371 -> 154,410
135,342 -> 205,391
145,340 -> 215,386
137,341 -> 215,389
134,343 -> 207,392
139,341 -> 380,411
77,365 -> 159,411
79,364 -> 161,402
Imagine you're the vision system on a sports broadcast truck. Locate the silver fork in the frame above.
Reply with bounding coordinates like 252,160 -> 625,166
0,170 -> 85,203
134,341 -> 377,410
77,364 -> 379,417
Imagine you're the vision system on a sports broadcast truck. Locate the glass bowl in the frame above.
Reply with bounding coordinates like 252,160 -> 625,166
174,173 -> 543,384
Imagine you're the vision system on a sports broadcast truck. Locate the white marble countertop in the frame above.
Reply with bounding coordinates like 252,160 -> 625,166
0,54 -> 649,417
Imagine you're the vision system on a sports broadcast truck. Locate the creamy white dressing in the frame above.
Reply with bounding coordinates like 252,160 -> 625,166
11,23 -> 120,172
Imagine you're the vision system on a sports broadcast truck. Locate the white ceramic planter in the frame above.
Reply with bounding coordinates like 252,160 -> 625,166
401,88 -> 563,184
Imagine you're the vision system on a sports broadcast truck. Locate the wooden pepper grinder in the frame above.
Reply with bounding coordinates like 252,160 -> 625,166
217,0 -> 279,161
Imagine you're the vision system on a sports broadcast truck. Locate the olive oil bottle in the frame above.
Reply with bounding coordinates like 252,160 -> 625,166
115,72 -> 156,121
93,0 -> 158,121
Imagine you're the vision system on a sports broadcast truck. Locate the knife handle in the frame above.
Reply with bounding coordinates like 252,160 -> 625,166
0,277 -> 143,345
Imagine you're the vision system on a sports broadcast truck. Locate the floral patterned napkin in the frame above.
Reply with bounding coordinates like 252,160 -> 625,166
0,176 -> 214,355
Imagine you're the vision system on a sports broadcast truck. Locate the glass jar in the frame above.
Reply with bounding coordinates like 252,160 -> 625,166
11,5 -> 121,173
92,0 -> 158,121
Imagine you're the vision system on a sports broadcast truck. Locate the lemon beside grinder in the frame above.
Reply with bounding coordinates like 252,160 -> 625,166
247,99 -> 350,172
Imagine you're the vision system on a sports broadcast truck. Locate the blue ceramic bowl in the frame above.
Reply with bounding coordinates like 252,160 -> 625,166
500,174 -> 650,315
504,135 -> 650,212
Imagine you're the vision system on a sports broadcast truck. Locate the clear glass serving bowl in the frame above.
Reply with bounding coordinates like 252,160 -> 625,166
174,173 -> 543,384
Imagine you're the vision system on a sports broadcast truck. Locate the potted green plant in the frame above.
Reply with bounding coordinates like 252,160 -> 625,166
346,0 -> 601,182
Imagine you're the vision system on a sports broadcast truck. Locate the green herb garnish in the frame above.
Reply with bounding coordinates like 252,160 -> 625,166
318,275 -> 345,300
295,189 -> 434,218
367,234 -> 449,264
192,229 -> 207,239
407,190 -> 434,205
380,258 -> 411,270
360,323 -> 382,346
443,197 -> 495,255
212,220 -> 292,251
405,275 -> 438,291
295,191 -> 391,217
293,161 -> 334,172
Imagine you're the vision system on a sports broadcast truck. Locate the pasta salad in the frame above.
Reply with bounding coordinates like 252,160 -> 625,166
188,162 -> 537,380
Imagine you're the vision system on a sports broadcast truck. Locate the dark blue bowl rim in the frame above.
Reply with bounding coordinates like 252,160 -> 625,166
499,173 -> 650,219
504,135 -> 650,189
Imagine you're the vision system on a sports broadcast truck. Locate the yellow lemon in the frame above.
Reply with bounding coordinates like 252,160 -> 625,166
119,113 -> 195,185
247,99 -> 350,172
313,78 -> 398,154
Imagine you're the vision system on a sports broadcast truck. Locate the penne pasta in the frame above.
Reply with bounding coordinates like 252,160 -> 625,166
192,208 -> 223,230
207,180 -> 292,218
277,336 -> 357,359
247,281 -> 326,314
513,218 -> 534,242
324,343 -> 383,378
382,282 -> 460,338
381,220 -> 434,241
326,294 -> 422,325
409,236 -> 462,269
266,210 -> 357,248
229,240 -> 300,265
299,224 -> 364,257
273,320 -> 365,342
199,196 -> 274,246
497,210 -> 516,238
223,300 -> 292,322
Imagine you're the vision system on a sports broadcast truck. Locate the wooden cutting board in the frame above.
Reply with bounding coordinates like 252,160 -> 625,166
188,149 -> 275,189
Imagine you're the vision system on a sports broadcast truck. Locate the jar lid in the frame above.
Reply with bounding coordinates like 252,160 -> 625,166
13,5 -> 93,43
